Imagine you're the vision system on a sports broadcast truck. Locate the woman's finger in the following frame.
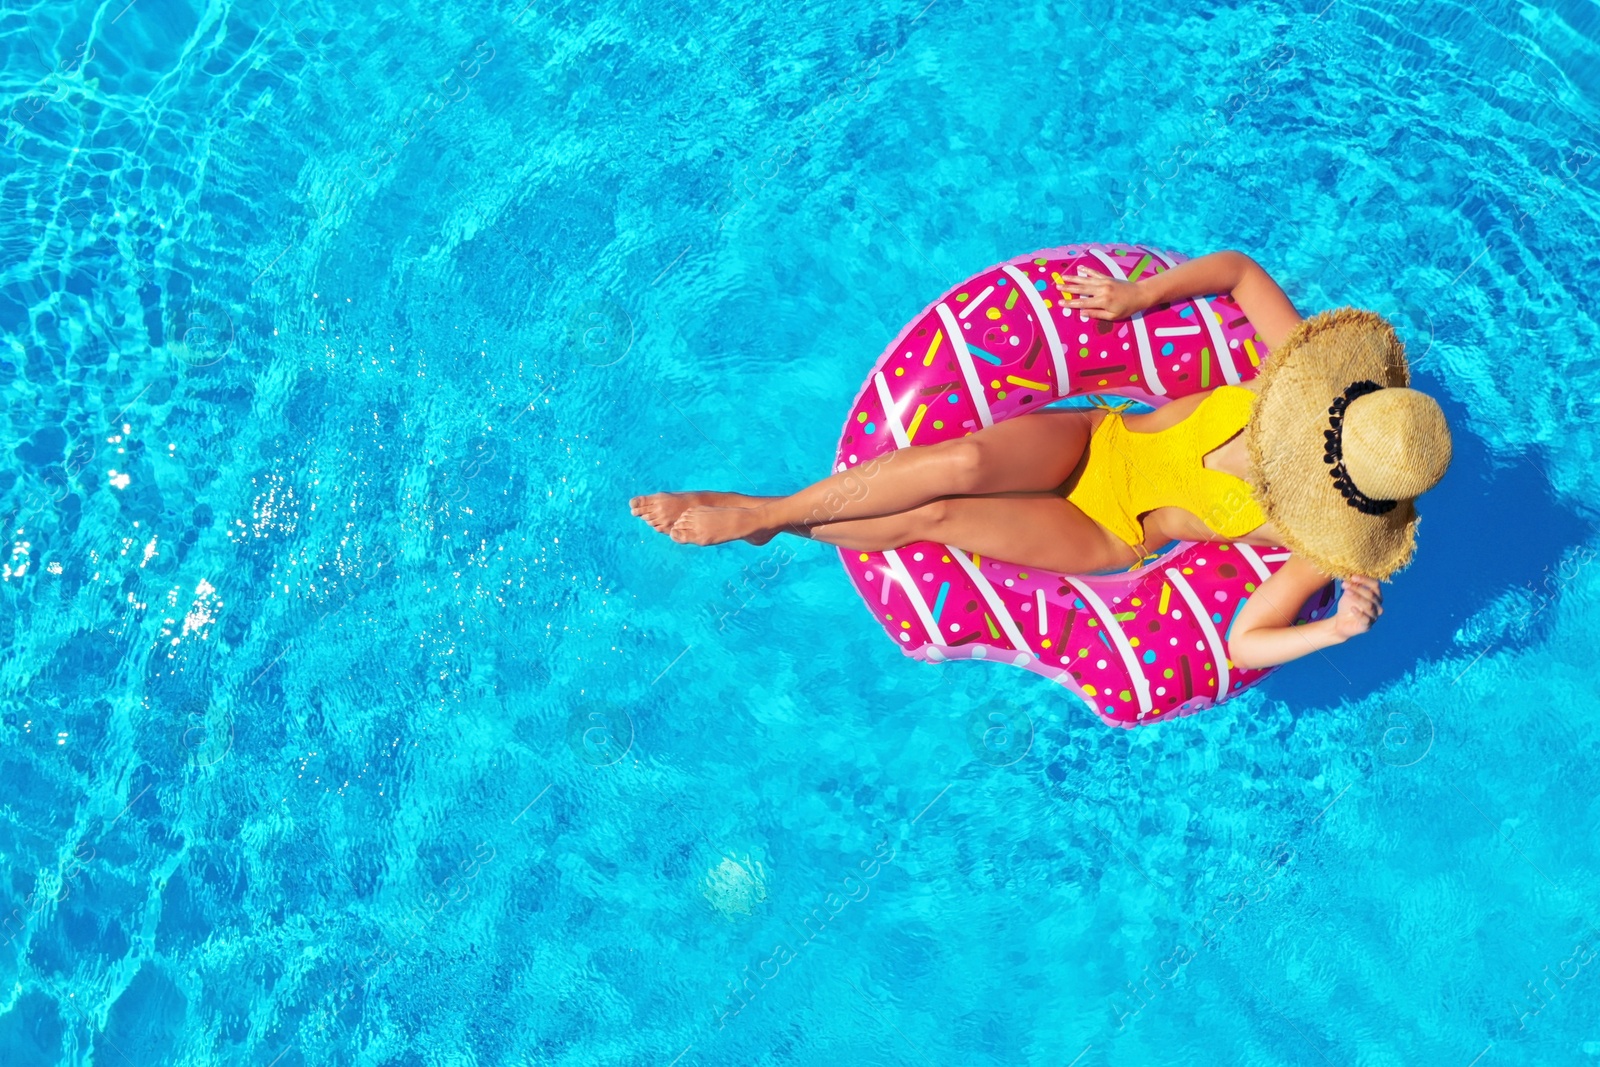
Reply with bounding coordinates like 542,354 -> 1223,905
1343,593 -> 1375,616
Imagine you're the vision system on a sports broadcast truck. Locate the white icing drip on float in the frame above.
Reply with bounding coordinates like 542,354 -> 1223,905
1193,295 -> 1240,385
883,549 -> 940,644
1063,577 -> 1152,716
1234,544 -> 1272,583
1088,249 -> 1164,396
1145,247 -> 1240,387
958,284 -> 995,319
936,302 -> 995,428
1165,567 -> 1230,696
947,547 -> 1029,652
872,371 -> 912,449
1000,264 -> 1069,396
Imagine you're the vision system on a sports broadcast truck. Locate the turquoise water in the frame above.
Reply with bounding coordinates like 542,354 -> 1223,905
2,0 -> 1599,1062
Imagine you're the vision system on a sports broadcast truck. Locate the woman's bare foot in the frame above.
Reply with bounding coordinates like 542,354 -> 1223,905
630,491 -> 769,534
670,504 -> 776,546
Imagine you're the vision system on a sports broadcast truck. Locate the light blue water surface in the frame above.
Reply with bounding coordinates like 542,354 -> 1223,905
2,0 -> 1599,1063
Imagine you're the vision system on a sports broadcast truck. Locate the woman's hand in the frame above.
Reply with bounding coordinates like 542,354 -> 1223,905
1054,266 -> 1148,321
1228,556 -> 1360,670
1331,575 -> 1383,639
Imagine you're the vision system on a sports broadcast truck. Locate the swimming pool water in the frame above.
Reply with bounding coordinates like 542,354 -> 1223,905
2,0 -> 1599,1063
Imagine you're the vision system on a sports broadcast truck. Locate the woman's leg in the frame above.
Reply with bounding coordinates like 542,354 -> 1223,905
797,492 -> 1138,575
631,491 -> 777,533
667,409 -> 1100,546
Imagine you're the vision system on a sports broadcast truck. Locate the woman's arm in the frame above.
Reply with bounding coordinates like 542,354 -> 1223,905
1226,555 -> 1383,670
1058,249 -> 1305,352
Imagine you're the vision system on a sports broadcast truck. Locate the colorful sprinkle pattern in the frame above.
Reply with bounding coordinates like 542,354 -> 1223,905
833,244 -> 1335,727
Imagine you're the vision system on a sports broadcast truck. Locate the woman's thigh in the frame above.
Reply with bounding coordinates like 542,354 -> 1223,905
811,491 -> 1136,574
932,492 -> 1136,573
946,409 -> 1101,494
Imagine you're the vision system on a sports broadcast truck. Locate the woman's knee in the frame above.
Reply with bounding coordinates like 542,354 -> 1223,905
913,498 -> 955,538
938,439 -> 986,493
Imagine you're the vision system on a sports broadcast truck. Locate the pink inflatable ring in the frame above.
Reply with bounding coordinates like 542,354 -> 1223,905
834,243 -> 1335,727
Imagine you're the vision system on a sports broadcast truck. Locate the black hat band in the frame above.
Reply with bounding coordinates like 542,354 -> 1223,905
1322,380 -> 1398,516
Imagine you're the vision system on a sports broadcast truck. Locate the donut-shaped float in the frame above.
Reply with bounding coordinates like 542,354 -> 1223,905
834,243 -> 1335,727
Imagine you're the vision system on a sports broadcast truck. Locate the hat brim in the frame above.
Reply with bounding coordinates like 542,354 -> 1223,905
1242,307 -> 1419,580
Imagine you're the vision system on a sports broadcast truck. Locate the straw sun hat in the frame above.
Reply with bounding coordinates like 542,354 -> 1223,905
1243,307 -> 1453,580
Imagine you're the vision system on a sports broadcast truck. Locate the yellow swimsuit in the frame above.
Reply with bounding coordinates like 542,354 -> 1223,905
1066,385 -> 1268,561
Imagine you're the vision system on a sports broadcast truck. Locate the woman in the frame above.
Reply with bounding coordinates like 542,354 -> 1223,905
632,250 -> 1453,671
